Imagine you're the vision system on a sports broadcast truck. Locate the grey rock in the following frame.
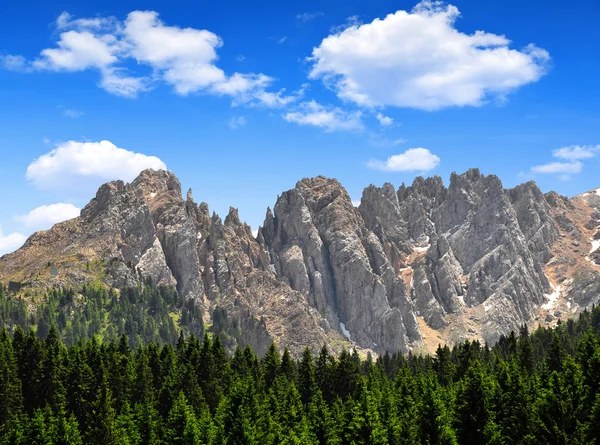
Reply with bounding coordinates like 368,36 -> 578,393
262,177 -> 422,353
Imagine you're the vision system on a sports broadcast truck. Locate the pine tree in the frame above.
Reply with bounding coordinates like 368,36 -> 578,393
280,347 -> 297,383
86,371 -> 126,445
0,330 -> 23,435
298,348 -> 317,405
164,392 -> 202,445
454,360 -> 492,444
262,343 -> 281,389
39,325 -> 67,412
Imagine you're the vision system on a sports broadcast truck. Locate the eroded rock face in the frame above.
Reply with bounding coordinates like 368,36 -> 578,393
3,168 -> 600,355
350,170 -> 557,344
261,177 -> 421,353
0,169 -> 350,357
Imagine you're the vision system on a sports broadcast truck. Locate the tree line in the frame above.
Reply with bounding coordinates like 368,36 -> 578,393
0,281 -> 207,349
2,282 -> 600,443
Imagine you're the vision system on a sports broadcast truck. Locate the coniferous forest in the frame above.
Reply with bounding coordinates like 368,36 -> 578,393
2,282 -> 600,444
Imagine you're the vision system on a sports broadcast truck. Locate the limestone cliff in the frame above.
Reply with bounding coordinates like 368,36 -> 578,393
2,169 -> 600,355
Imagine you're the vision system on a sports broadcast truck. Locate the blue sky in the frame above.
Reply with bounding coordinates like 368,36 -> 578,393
1,0 -> 599,254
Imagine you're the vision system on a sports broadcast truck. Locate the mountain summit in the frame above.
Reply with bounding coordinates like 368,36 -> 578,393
2,169 -> 599,355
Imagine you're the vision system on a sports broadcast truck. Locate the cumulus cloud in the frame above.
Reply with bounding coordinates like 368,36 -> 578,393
3,11 -> 293,106
0,226 -> 26,255
15,203 -> 81,229
309,1 -> 550,110
368,148 -> 440,172
26,140 -> 167,191
283,100 -> 363,132
375,113 -> 393,127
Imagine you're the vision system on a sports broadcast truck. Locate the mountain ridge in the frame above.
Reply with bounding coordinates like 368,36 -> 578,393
1,168 -> 599,356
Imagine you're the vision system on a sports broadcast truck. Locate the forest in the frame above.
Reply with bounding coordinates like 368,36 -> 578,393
2,282 -> 600,444
0,281 -> 209,349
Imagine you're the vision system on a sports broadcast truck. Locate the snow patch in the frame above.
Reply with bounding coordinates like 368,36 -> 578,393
596,188 -> 600,196
590,240 -> 600,254
542,285 -> 561,310
414,245 -> 430,253
457,295 -> 465,306
150,192 -> 157,198
269,264 -> 276,274
340,322 -> 352,341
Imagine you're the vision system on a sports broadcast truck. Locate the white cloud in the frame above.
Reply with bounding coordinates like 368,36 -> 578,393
228,116 -> 247,129
368,148 -> 440,172
330,16 -> 362,34
376,113 -> 393,127
278,36 -> 287,44
297,12 -> 324,23
552,145 -> 600,160
531,161 -> 583,175
15,203 -> 81,229
3,11 -> 293,106
309,1 -> 549,110
283,100 -> 363,132
530,144 -> 599,179
26,140 -> 167,191
63,108 -> 84,118
0,226 -> 26,255
0,55 -> 29,71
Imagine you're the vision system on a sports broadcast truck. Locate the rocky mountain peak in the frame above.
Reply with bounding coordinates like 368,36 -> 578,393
224,207 -> 241,226
3,168 -> 600,356
131,169 -> 181,200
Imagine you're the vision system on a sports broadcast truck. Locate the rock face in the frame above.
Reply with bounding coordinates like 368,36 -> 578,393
0,170 -> 348,357
260,177 -> 421,353
2,168 -> 600,355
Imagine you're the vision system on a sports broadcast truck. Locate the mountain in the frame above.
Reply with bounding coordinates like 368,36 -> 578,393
1,168 -> 599,356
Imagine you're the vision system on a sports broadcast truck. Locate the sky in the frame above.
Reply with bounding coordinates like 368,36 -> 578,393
0,0 -> 599,254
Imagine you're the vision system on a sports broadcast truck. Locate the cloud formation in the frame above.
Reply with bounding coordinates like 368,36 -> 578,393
26,140 -> 167,191
552,145 -> 600,160
531,145 -> 599,179
375,113 -> 393,127
15,203 -> 81,229
4,11 -> 294,106
531,161 -> 583,175
296,12 -> 324,24
368,148 -> 440,171
228,116 -> 247,129
63,108 -> 84,118
0,226 -> 26,255
283,100 -> 363,132
309,1 -> 550,110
